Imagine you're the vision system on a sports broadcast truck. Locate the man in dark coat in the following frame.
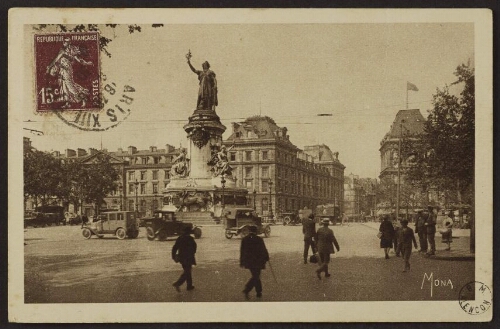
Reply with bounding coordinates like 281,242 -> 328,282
315,219 -> 340,279
302,213 -> 317,264
240,225 -> 269,299
425,206 -> 437,256
172,226 -> 197,292
414,210 -> 428,253
397,219 -> 418,272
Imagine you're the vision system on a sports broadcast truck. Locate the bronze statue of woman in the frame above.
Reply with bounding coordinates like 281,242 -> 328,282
187,51 -> 218,111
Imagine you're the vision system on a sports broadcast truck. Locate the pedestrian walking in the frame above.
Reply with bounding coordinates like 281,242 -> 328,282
397,219 -> 418,272
440,215 -> 453,251
172,226 -> 197,292
393,218 -> 401,257
425,206 -> 437,256
315,219 -> 340,279
379,215 -> 395,259
81,214 -> 88,228
414,210 -> 428,253
341,213 -> 349,226
240,225 -> 270,299
302,213 -> 317,264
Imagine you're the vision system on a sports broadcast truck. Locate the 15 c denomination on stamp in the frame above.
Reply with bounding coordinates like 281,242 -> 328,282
458,281 -> 492,315
34,32 -> 101,111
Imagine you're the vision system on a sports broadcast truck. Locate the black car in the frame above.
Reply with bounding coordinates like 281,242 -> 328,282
143,210 -> 201,241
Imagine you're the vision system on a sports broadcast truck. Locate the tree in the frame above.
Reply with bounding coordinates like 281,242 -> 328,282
405,61 -> 475,207
34,24 -> 163,58
79,153 -> 120,214
24,149 -> 63,207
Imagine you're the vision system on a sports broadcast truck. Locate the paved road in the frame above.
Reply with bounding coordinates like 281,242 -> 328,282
24,223 -> 474,303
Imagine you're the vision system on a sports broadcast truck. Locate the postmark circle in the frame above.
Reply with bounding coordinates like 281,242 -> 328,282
458,281 -> 492,315
54,79 -> 135,132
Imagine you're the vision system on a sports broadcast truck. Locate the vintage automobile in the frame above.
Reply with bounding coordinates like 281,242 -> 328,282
282,212 -> 301,226
315,204 -> 341,225
35,205 -> 66,226
224,207 -> 271,239
65,212 -> 82,225
143,209 -> 202,241
82,211 -> 139,239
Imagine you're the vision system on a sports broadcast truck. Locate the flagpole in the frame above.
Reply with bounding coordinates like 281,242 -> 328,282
406,81 -> 409,110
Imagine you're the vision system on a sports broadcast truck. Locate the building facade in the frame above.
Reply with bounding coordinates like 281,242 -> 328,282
223,116 -> 345,217
378,108 -> 431,213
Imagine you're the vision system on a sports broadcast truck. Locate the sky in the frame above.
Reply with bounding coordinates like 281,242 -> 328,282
23,23 -> 474,178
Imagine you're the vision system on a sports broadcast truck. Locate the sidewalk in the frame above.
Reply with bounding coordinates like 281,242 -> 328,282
360,221 -> 474,261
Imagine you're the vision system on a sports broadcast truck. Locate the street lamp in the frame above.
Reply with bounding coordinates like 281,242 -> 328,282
221,174 -> 226,211
134,179 -> 139,214
118,183 -> 122,211
268,180 -> 273,220
154,192 -> 159,211
253,189 -> 257,211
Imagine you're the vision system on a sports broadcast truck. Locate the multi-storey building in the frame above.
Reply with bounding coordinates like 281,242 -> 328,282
379,108 -> 432,212
223,116 -> 345,216
51,144 -> 180,216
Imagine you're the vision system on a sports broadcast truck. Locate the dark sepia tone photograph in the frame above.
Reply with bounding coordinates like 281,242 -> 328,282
8,8 -> 492,323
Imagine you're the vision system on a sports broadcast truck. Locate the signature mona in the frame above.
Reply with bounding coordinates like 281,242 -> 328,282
421,272 -> 454,297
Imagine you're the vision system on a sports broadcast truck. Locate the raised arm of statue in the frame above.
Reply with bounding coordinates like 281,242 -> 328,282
187,60 -> 199,75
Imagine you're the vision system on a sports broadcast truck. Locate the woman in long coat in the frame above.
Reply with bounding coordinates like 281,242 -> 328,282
379,215 -> 395,259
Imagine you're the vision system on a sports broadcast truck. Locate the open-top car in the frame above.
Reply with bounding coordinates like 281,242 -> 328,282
223,207 -> 271,239
82,211 -> 139,239
142,209 -> 202,241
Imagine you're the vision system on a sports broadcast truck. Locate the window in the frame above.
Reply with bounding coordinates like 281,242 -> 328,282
128,171 -> 135,181
245,180 -> 253,189
153,157 -> 159,164
164,170 -> 170,179
261,166 -> 269,178
262,151 -> 268,160
128,200 -> 134,211
245,167 -> 253,178
152,170 -> 158,180
141,171 -> 146,180
246,130 -> 251,138
245,151 -> 252,161
153,183 -> 158,194
142,157 -> 148,164
262,180 -> 269,192
230,152 -> 236,161
140,183 -> 146,194
129,184 -> 134,195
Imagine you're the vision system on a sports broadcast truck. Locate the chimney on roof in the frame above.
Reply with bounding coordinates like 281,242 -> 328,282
52,150 -> 60,157
65,149 -> 76,157
128,146 -> 137,154
88,148 -> 98,155
77,148 -> 87,157
333,152 -> 339,160
150,146 -> 157,152
165,144 -> 175,153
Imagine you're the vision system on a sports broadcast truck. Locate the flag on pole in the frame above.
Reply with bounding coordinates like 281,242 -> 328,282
407,81 -> 419,91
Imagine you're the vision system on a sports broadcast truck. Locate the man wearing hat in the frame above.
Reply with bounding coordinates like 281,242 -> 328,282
315,218 -> 340,279
172,226 -> 197,292
302,213 -> 318,264
240,225 -> 270,299
397,219 -> 418,272
425,206 -> 437,256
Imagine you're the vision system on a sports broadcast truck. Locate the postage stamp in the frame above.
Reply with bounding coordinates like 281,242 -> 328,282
34,32 -> 101,111
8,8 -> 493,324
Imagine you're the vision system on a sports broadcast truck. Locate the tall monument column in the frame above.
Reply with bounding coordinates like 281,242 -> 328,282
164,51 -> 244,223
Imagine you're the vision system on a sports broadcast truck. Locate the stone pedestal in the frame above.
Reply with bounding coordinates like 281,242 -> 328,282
163,109 -> 246,224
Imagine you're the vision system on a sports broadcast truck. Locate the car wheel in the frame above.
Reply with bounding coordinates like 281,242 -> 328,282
158,229 -> 168,241
115,228 -> 126,240
82,228 -> 92,239
283,216 -> 291,226
193,227 -> 202,239
264,225 -> 271,238
240,226 -> 250,238
224,230 -> 233,239
146,227 -> 156,241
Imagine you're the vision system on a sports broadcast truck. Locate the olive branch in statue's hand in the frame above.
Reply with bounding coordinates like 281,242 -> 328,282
186,49 -> 192,62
